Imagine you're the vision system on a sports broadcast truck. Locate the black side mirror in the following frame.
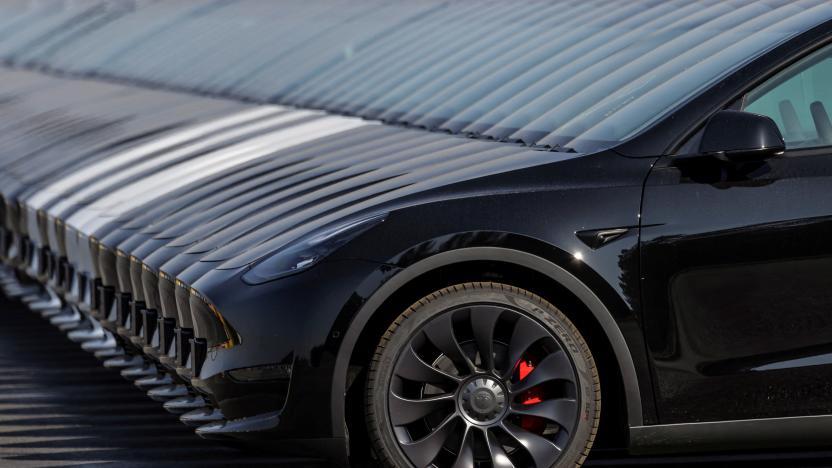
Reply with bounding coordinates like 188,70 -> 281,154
697,110 -> 785,162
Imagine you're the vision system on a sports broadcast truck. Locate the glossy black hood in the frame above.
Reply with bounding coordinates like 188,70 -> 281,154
0,67 -> 583,296
178,125 -> 578,270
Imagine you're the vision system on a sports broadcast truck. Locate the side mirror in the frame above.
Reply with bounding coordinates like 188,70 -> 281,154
697,110 -> 785,162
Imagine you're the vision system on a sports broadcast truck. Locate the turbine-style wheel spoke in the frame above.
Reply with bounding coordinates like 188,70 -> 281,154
502,420 -> 562,468
486,429 -> 516,468
422,313 -> 475,375
503,316 -> 551,379
383,288 -> 589,468
389,392 -> 455,426
510,398 -> 577,429
451,426 -> 475,468
400,414 -> 460,467
510,350 -> 574,395
469,305 -> 501,372
395,344 -> 462,385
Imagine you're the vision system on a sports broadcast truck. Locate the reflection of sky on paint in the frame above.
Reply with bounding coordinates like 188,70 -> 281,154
752,353 -> 832,372
0,1 -> 830,153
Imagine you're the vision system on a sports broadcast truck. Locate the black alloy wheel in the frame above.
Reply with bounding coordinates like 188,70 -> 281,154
367,283 -> 600,468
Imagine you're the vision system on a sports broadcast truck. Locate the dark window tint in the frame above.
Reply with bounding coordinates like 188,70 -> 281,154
744,44 -> 832,149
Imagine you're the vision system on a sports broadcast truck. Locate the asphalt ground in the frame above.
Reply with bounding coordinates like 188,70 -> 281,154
2,292 -> 832,467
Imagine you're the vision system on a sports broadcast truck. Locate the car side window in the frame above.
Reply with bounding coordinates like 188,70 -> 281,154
743,44 -> 832,150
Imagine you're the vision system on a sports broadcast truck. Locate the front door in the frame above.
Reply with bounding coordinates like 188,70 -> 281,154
641,43 -> 832,423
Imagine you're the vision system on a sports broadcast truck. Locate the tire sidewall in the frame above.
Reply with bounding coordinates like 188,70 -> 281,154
367,284 -> 599,468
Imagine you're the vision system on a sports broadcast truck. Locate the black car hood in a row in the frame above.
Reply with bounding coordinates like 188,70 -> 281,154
0,68 -> 583,285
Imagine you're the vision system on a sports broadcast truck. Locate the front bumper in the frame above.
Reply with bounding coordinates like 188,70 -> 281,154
1,215 -> 386,468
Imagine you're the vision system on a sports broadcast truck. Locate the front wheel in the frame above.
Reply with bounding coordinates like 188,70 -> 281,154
366,282 -> 600,468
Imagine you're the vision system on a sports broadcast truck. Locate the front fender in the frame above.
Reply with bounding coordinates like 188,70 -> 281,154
332,245 -> 646,442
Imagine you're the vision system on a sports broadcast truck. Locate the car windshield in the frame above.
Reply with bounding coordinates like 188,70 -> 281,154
1,1 -> 830,153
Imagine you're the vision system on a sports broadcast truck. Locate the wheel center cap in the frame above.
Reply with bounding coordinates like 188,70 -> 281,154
459,376 -> 507,425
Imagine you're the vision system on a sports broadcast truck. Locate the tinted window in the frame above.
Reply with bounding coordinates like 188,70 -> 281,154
744,44 -> 832,149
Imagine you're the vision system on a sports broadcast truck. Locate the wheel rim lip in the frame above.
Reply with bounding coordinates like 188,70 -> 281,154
386,300 -> 583,467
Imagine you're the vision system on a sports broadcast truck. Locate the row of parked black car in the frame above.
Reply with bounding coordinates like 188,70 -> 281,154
0,64 -> 566,467
0,68 -> 366,429
3,1 -> 832,468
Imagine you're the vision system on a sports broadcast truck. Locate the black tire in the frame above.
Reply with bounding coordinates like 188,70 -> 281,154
366,282 -> 600,468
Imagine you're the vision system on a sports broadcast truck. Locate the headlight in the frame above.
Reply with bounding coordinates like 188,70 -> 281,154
190,288 -> 240,350
242,213 -> 386,285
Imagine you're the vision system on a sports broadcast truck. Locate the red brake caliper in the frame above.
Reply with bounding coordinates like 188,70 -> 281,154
518,360 -> 546,432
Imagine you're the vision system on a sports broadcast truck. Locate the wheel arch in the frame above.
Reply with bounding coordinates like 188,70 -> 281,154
333,245 -> 644,455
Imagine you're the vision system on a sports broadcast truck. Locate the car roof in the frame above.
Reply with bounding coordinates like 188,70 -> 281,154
1,1 -> 830,153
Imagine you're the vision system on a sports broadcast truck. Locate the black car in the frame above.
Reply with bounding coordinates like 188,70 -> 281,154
1,1 -> 832,467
